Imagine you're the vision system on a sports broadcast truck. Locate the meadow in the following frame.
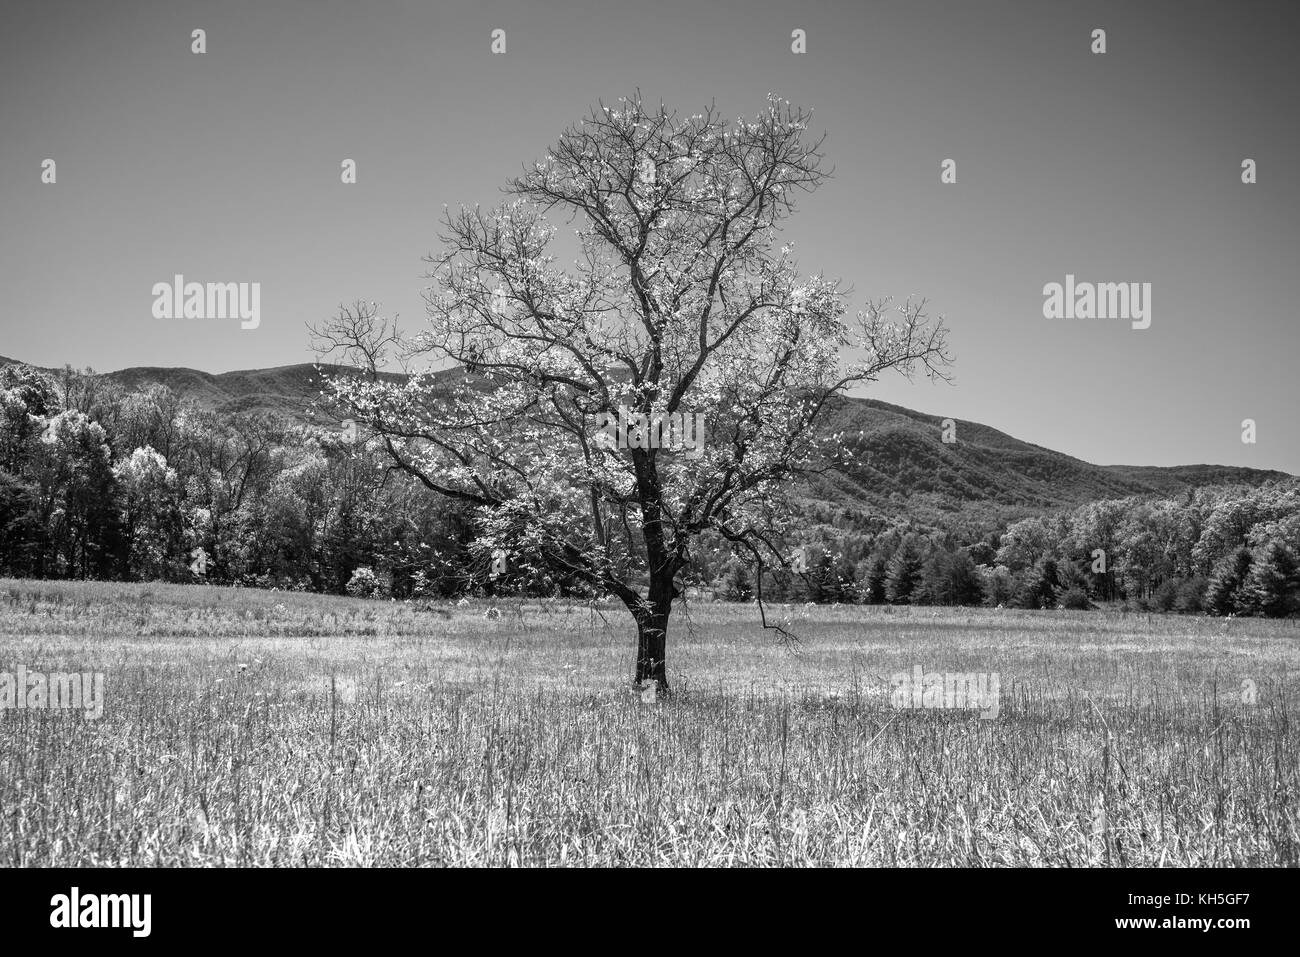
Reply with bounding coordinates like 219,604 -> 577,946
0,578 -> 1296,866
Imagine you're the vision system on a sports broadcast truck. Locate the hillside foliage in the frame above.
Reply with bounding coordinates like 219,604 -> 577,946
2,361 -> 1297,617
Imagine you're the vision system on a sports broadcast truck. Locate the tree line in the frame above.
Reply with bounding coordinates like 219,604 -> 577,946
0,363 -> 485,596
3,361 -> 1297,617
711,482 -> 1300,617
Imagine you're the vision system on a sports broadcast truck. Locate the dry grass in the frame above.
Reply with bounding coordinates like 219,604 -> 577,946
0,578 -> 1296,866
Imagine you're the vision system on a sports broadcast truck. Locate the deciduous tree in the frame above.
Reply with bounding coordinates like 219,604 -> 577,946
314,95 -> 951,693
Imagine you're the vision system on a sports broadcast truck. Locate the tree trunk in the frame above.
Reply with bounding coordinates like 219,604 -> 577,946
628,479 -> 676,697
634,610 -> 669,695
634,570 -> 674,697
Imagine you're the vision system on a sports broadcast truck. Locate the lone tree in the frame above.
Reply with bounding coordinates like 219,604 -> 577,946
313,95 -> 950,695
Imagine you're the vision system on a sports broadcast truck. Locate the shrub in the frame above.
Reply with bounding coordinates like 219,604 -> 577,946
717,561 -> 753,603
1059,586 -> 1092,610
346,566 -> 388,599
980,565 -> 1016,607
1174,576 -> 1208,614
1152,579 -> 1179,612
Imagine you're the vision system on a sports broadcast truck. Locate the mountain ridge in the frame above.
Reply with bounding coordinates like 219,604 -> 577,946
3,355 -> 1290,524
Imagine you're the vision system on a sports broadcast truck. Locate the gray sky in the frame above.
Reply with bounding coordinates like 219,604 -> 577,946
2,0 -> 1296,472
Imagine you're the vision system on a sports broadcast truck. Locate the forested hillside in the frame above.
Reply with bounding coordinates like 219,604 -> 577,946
2,357 -> 1296,615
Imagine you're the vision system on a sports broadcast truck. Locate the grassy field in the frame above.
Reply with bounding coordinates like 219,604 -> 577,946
0,577 -> 1296,866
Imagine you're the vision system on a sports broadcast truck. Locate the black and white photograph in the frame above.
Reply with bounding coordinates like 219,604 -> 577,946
0,0 -> 1295,938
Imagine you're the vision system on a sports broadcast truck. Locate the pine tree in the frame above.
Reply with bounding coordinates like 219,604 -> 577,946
863,553 -> 889,604
918,549 -> 952,605
1242,542 -> 1298,617
947,550 -> 986,606
885,539 -> 925,604
1204,547 -> 1253,616
1014,557 -> 1060,609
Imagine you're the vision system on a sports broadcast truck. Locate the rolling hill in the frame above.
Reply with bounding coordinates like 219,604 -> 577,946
802,397 -> 1288,527
3,355 -> 1290,526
